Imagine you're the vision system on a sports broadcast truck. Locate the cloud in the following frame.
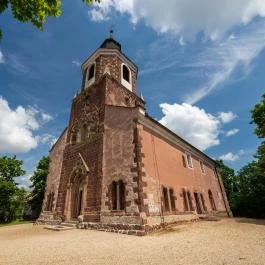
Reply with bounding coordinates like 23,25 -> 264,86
72,60 -> 81,67
159,103 -> 221,151
218,111 -> 237,123
159,103 -> 238,150
89,9 -> 108,22
226,128 -> 239,137
0,97 -> 53,154
16,174 -> 32,189
0,50 -> 5,64
88,1 -> 265,104
41,112 -> 53,123
136,20 -> 265,104
7,53 -> 29,74
89,0 -> 265,39
50,137 -> 58,147
183,24 -> 265,104
89,0 -> 132,23
219,152 -> 239,162
39,133 -> 57,147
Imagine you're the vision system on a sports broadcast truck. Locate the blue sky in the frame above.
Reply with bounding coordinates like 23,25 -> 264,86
0,0 -> 265,187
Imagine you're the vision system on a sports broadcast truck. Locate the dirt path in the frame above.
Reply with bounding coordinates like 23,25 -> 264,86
0,218 -> 264,265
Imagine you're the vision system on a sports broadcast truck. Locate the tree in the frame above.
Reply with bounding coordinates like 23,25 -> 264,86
0,178 -> 16,222
0,156 -> 25,184
0,0 -> 100,40
228,93 -> 265,218
233,162 -> 265,218
216,160 -> 237,202
29,156 -> 50,218
251,93 -> 265,138
0,156 -> 27,223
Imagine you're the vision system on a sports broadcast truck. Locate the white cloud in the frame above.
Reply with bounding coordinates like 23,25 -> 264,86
89,0 -> 133,23
0,97 -> 53,154
0,97 -> 39,153
50,137 -> 58,147
239,149 -> 245,155
72,60 -> 81,67
218,111 -> 237,123
16,174 -> 32,189
39,133 -> 55,144
89,0 -> 265,39
88,1 -> 265,104
226,128 -> 239,137
159,103 -> 221,151
219,152 -> 239,162
183,24 -> 265,103
41,112 -> 53,123
0,50 -> 5,64
89,9 -> 108,22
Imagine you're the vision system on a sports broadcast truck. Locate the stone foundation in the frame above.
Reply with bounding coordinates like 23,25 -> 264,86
36,211 -> 62,225
77,213 -> 200,236
146,213 -> 199,225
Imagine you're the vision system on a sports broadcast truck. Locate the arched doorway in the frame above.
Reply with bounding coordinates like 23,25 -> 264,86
69,170 -> 87,220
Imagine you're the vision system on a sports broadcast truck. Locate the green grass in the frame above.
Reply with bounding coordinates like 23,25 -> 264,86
0,220 -> 33,227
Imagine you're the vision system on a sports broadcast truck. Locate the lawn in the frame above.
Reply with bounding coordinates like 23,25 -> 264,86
0,220 -> 33,227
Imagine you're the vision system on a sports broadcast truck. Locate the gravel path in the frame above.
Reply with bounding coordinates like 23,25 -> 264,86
0,218 -> 264,265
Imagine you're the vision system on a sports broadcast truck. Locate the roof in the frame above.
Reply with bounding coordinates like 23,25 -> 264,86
100,38 -> 122,51
49,127 -> 68,152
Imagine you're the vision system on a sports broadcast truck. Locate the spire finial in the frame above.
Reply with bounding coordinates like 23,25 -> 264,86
109,25 -> 114,38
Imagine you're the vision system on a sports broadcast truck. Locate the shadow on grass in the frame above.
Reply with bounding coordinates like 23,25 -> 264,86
235,217 -> 265,226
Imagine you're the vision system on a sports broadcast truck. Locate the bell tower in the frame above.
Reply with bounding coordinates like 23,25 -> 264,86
55,35 -> 145,223
81,34 -> 138,95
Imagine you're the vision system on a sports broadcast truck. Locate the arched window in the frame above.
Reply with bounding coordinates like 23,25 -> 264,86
162,187 -> 170,212
208,190 -> 216,211
122,64 -> 130,83
200,193 -> 207,212
77,124 -> 87,143
71,133 -> 77,144
70,122 -> 78,144
88,64 -> 95,81
121,63 -> 132,91
182,189 -> 189,211
111,180 -> 125,210
187,191 -> 194,211
169,188 -> 176,211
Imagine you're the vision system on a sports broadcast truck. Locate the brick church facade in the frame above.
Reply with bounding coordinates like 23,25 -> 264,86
39,37 -> 232,234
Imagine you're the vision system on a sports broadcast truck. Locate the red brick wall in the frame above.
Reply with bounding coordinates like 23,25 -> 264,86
55,77 -> 106,221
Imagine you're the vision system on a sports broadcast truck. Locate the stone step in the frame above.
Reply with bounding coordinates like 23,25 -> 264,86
44,225 -> 75,231
60,222 -> 78,227
199,215 -> 220,221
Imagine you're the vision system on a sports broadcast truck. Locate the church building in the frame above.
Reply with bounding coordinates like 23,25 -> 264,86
39,36 -> 232,235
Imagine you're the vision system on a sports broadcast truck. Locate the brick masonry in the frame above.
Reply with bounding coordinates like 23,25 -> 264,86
39,38 -> 232,234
